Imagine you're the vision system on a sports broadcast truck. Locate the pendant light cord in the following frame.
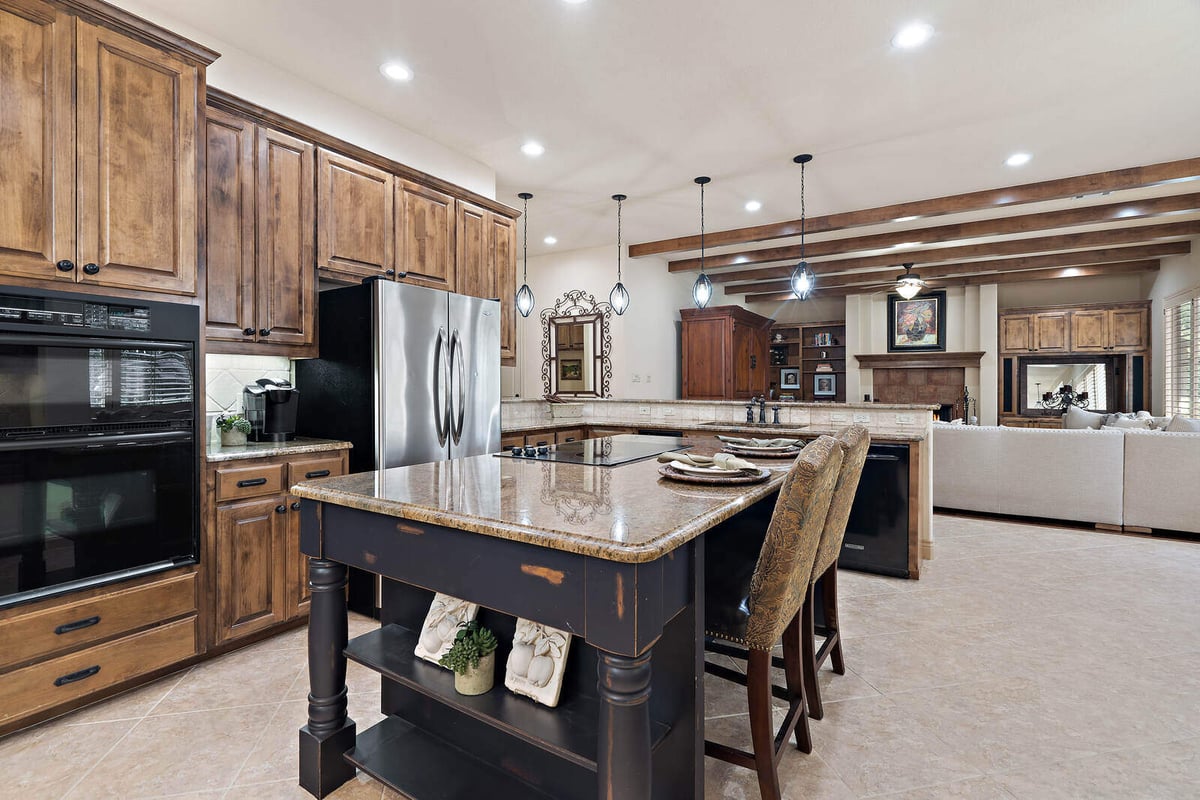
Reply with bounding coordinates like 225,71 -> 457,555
522,194 -> 529,282
699,181 -> 706,275
800,160 -> 806,262
616,196 -> 623,282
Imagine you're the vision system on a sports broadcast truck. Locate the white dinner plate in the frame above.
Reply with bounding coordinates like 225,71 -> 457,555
670,461 -> 752,475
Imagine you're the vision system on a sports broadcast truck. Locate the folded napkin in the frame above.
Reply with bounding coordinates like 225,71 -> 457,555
716,435 -> 801,448
657,452 -> 757,471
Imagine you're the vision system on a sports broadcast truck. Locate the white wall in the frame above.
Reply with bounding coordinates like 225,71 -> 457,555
1146,237 -> 1200,414
998,273 -> 1147,309
513,246 -> 696,399
110,1 -> 495,198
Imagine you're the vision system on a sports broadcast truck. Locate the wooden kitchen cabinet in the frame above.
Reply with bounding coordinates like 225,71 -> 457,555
492,213 -> 517,364
205,106 -> 316,354
456,199 -> 491,299
1071,306 -> 1147,352
681,305 -> 773,400
395,179 -> 456,292
456,200 -> 518,365
317,149 -> 395,280
285,455 -> 347,615
999,311 -> 1069,352
0,1 -> 213,295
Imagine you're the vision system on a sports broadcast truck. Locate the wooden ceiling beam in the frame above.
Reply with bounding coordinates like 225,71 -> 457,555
692,219 -> 1200,280
721,241 -> 1193,294
629,157 -> 1200,258
666,193 -> 1200,272
743,259 -> 1161,303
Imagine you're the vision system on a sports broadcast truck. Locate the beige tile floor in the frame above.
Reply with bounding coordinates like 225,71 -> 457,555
3,513 -> 1198,799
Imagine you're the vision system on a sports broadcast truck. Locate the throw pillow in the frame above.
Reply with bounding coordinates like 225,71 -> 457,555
1150,415 -> 1174,430
1165,415 -> 1200,432
1062,405 -> 1106,430
1105,416 -> 1153,430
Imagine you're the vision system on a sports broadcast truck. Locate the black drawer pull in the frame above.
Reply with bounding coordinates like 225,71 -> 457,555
55,616 -> 101,635
304,469 -> 330,479
54,665 -> 101,687
236,477 -> 268,488
56,259 -> 75,272
82,263 -> 100,275
291,501 -> 302,510
275,504 -> 288,514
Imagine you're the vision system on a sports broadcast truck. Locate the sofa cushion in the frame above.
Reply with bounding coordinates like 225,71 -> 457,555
1123,430 -> 1200,532
997,428 -> 1124,526
1105,415 -> 1154,430
932,425 -> 1001,514
1062,405 -> 1106,429
1165,414 -> 1200,432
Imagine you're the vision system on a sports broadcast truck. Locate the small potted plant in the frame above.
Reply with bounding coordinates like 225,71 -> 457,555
216,413 -> 252,447
438,620 -> 498,696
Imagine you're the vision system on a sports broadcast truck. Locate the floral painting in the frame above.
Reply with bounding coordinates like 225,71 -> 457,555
887,291 -> 946,352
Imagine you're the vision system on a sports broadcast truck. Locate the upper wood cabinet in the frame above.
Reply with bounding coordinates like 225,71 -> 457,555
455,201 -> 517,365
317,149 -> 394,280
205,109 -> 316,353
490,213 -> 517,365
455,199 -> 491,299
396,180 -> 455,292
681,306 -> 773,400
1072,306 -> 1147,352
999,311 -> 1069,352
0,2 -> 212,295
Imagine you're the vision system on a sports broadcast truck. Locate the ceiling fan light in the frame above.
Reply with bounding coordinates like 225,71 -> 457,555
515,283 -> 535,317
692,273 -> 713,308
790,262 -> 815,300
609,281 -> 630,315
895,278 -> 923,300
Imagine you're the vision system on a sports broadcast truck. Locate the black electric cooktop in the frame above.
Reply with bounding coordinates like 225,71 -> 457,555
495,434 -> 690,467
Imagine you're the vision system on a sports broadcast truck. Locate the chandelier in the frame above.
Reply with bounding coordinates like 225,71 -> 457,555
1038,383 -> 1089,412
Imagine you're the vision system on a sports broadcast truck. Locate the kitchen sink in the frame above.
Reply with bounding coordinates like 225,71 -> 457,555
697,421 -> 808,429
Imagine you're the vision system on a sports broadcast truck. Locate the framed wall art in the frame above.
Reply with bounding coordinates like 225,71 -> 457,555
814,374 -> 837,397
887,291 -> 947,352
780,368 -> 800,389
559,359 -> 583,381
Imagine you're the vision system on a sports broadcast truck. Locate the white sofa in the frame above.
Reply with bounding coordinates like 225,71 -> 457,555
1122,430 -> 1200,532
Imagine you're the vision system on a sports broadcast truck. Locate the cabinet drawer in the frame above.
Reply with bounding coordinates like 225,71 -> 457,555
0,617 -> 197,725
287,455 -> 346,488
216,463 -> 285,501
0,572 -> 196,670
554,428 -> 584,444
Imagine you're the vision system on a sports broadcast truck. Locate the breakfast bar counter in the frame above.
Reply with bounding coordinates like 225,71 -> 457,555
291,438 -> 790,799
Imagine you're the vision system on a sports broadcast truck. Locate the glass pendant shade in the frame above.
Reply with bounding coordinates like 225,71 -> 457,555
609,281 -> 630,315
790,262 -> 815,300
692,273 -> 713,308
515,283 -> 535,317
895,279 -> 922,300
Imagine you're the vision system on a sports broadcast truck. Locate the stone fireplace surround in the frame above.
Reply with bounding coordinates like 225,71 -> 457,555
855,352 -> 986,416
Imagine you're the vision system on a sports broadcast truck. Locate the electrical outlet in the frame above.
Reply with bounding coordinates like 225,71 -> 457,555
631,373 -> 641,383
645,374 -> 652,384
896,413 -> 915,425
663,407 -> 675,416
639,406 -> 651,415
830,412 -> 849,423
853,413 -> 870,424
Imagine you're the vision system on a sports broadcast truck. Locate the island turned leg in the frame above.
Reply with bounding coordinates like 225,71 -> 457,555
299,558 -> 356,798
597,650 -> 653,800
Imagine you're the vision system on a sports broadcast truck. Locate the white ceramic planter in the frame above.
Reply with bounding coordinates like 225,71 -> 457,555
453,651 -> 495,696
220,429 -> 247,447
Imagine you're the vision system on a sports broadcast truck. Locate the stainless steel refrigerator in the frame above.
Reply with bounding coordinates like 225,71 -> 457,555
295,279 -> 501,612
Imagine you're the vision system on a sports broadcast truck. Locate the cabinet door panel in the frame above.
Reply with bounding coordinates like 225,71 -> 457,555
682,318 -> 730,399
204,108 -> 255,341
214,496 -> 287,644
491,213 -> 517,364
285,455 -> 346,616
396,180 -> 455,291
0,0 -> 73,282
256,127 -> 315,348
1000,315 -> 1033,352
1070,310 -> 1109,352
76,21 -> 198,294
1110,308 -> 1147,350
455,200 -> 490,298
316,149 -> 393,279
1033,312 -> 1069,352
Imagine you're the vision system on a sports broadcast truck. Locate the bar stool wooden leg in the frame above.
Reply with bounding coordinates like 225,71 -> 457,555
781,612 -> 811,753
801,584 -> 824,721
823,563 -> 846,675
747,649 -> 783,800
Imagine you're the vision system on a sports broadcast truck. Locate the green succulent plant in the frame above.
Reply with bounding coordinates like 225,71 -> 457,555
216,413 -> 252,434
438,620 -> 498,675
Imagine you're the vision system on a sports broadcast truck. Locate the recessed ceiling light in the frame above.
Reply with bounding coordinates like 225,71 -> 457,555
744,200 -> 762,212
521,141 -> 545,157
891,22 -> 934,49
562,0 -> 588,4
543,236 -> 557,245
894,215 -> 919,223
379,62 -> 413,82
1005,152 -> 1032,167
893,242 -> 922,249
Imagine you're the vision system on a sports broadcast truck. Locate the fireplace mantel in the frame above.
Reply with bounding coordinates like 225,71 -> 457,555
855,351 -> 986,369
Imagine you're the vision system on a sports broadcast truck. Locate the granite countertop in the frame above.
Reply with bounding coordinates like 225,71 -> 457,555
503,398 -> 940,412
502,418 -> 928,442
291,441 -> 790,564
207,436 -> 353,463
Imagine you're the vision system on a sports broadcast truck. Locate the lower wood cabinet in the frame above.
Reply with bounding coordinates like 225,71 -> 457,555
681,305 -> 773,400
207,448 -> 348,647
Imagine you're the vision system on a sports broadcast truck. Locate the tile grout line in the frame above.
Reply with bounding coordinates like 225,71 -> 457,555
221,698 -> 288,797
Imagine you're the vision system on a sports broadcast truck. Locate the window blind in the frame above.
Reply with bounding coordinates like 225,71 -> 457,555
1164,289 -> 1199,417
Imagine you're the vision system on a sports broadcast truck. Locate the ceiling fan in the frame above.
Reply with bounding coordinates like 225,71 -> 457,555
820,262 -> 936,297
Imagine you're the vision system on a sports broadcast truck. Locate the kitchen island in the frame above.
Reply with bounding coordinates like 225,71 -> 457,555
291,437 -> 792,799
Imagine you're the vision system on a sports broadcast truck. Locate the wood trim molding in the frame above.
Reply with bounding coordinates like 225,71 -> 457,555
56,0 -> 220,64
630,157 -> 1200,257
855,352 -> 986,369
999,298 -> 1152,315
206,89 -> 520,220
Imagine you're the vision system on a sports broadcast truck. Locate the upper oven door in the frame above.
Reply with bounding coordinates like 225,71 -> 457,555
0,336 -> 194,435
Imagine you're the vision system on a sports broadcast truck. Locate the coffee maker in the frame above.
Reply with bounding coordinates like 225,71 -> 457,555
243,378 -> 299,442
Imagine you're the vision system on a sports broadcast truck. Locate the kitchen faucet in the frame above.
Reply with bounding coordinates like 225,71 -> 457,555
757,396 -> 767,424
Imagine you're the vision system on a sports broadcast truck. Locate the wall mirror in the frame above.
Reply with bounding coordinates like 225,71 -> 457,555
542,290 -> 613,397
1018,356 -> 1117,414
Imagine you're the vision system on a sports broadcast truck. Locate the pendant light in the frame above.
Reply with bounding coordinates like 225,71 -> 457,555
609,194 -> 630,315
789,154 -> 815,300
895,263 -> 926,299
692,176 -> 713,308
515,192 -> 535,317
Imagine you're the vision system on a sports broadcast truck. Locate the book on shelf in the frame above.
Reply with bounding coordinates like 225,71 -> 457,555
815,362 -> 834,373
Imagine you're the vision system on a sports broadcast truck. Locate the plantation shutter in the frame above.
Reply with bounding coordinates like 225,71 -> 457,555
1164,289 -> 1199,417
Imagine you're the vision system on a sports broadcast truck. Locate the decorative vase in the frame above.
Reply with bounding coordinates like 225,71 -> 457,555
453,651 -> 495,696
220,429 -> 247,447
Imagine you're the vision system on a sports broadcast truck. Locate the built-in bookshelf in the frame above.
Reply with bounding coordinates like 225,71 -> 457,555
768,320 -> 847,402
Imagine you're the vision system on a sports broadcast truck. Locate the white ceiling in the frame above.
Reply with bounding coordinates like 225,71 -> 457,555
131,0 -> 1200,258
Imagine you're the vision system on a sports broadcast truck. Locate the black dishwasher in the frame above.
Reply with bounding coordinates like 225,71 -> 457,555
839,443 -> 910,578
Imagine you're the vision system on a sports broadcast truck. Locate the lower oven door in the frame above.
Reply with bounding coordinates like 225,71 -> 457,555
0,431 -> 197,608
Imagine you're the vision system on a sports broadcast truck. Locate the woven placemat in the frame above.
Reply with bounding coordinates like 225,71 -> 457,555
720,444 -> 802,459
657,464 -> 770,485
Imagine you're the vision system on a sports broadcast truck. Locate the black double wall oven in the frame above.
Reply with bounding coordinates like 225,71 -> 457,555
0,287 -> 200,609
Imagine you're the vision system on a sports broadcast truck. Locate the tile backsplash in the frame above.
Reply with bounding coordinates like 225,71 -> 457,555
205,354 -> 292,439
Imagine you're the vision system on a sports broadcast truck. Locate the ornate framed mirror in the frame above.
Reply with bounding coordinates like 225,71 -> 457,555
541,290 -> 613,397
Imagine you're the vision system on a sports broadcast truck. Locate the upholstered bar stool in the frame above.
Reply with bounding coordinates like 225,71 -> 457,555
703,436 -> 843,800
802,425 -> 870,720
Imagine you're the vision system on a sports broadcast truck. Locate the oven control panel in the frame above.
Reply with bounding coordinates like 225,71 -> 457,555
0,294 -> 150,332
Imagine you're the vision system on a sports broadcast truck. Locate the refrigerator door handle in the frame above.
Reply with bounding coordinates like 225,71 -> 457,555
450,329 -> 467,443
434,326 -> 449,446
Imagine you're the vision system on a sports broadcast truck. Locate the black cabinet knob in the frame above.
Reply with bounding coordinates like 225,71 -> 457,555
242,327 -> 255,336
275,504 -> 287,514
56,259 -> 75,272
385,269 -> 396,277
259,328 -> 271,337
82,263 -> 100,275
291,501 -> 301,511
